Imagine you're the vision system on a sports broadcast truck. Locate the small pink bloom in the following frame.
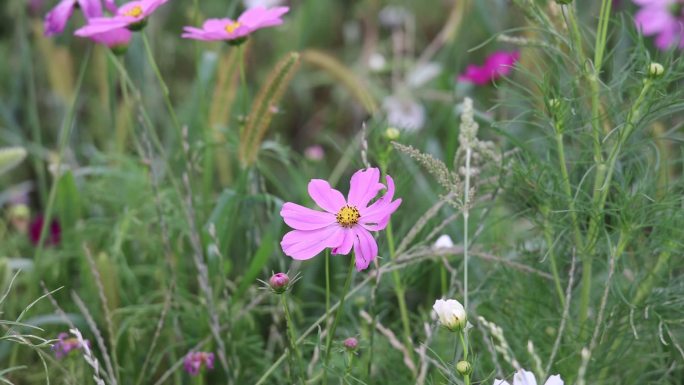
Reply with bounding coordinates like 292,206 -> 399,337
29,215 -> 61,246
633,0 -> 684,50
44,0 -> 103,36
268,272 -> 290,293
52,332 -> 89,359
280,168 -> 401,271
343,337 -> 359,351
458,51 -> 520,86
183,351 -> 215,376
181,6 -> 289,42
304,145 -> 325,161
74,0 -> 169,37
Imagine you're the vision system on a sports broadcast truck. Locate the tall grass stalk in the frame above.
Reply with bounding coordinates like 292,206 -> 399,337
322,255 -> 355,385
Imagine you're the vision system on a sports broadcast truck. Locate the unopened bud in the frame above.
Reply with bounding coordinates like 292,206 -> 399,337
268,273 -> 290,294
456,360 -> 472,376
343,337 -> 359,351
648,62 -> 664,79
385,127 -> 400,140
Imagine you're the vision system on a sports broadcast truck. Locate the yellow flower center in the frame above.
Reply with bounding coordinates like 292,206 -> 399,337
225,21 -> 241,34
123,5 -> 143,18
336,205 -> 360,228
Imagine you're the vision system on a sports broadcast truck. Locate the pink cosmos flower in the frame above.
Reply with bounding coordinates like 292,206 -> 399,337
181,6 -> 289,42
458,51 -> 520,86
74,0 -> 169,37
183,351 -> 215,376
88,28 -> 133,50
44,0 -> 102,36
634,0 -> 684,50
280,168 -> 401,271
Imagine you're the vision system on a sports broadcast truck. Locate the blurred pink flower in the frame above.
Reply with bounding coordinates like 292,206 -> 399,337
458,51 -> 520,85
74,0 -> 169,37
104,0 -> 118,13
304,145 -> 325,161
181,6 -> 289,42
183,351 -> 215,376
29,215 -> 61,246
280,168 -> 401,271
634,0 -> 684,49
44,0 -> 102,36
52,332 -> 89,359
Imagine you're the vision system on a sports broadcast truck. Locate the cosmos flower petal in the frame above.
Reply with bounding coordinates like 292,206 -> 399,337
332,228 -> 354,255
44,0 -> 77,36
281,202 -> 336,230
352,227 -> 378,271
493,380 -> 511,385
308,179 -> 346,213
281,226 -> 343,260
104,0 -> 118,13
238,6 -> 289,28
513,369 -> 538,385
458,51 -> 520,85
89,28 -> 133,48
543,375 -> 564,385
77,0 -> 103,19
635,8 -> 675,35
74,17 -> 131,36
347,168 -> 384,208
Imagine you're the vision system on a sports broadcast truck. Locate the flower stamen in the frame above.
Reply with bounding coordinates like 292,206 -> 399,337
225,21 -> 241,34
123,5 -> 143,18
336,205 -> 360,228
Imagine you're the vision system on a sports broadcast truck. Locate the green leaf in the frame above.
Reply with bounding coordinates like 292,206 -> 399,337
0,147 -> 26,175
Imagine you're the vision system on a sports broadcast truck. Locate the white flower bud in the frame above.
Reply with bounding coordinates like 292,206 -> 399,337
648,62 -> 664,79
433,298 -> 467,332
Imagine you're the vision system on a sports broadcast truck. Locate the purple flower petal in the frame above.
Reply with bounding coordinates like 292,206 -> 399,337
280,202 -> 336,230
308,179 -> 346,213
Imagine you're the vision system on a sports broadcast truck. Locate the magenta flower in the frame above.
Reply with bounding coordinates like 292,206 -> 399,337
52,332 -> 88,359
87,28 -> 133,51
183,351 -> 215,376
44,0 -> 102,36
74,0 -> 169,37
634,0 -> 684,50
29,215 -> 61,246
268,272 -> 290,293
280,168 -> 401,271
458,51 -> 520,86
181,6 -> 289,42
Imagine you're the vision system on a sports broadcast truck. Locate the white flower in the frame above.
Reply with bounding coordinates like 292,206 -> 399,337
432,299 -> 466,332
383,95 -> 426,132
494,369 -> 564,385
243,0 -> 285,9
433,234 -> 454,249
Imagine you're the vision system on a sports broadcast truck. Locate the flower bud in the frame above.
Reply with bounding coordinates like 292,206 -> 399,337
343,337 -> 359,351
385,127 -> 400,140
268,272 -> 290,294
456,360 -> 472,376
648,62 -> 664,79
433,298 -> 467,332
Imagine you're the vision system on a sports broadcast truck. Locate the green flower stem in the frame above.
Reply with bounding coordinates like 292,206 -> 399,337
463,147 -> 471,309
580,78 -> 653,330
325,249 -> 331,324
323,255 -> 356,385
281,294 -> 305,385
459,331 -> 470,385
141,33 -> 183,141
34,49 -> 91,259
387,220 -> 416,365
541,206 -> 566,309
343,351 -> 354,381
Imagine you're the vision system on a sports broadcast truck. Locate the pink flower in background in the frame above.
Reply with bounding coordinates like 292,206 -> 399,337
29,216 -> 61,246
183,351 -> 215,376
633,0 -> 684,49
458,51 -> 520,85
181,6 -> 289,42
74,0 -> 169,37
280,168 -> 401,271
304,145 -> 325,161
44,0 -> 102,36
52,333 -> 89,359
